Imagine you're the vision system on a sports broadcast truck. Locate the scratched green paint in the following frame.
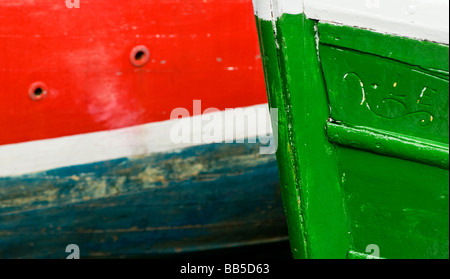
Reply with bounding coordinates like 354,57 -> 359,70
320,44 -> 449,144
256,17 -> 307,259
327,123 -> 449,169
318,25 -> 449,260
338,147 -> 449,259
318,23 -> 450,74
348,250 -> 383,260
254,11 -> 449,259
256,14 -> 351,259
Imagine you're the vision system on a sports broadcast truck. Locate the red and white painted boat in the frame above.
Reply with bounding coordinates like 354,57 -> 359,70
0,0 -> 287,258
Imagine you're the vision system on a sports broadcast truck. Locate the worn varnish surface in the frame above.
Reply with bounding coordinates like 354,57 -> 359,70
0,143 -> 287,259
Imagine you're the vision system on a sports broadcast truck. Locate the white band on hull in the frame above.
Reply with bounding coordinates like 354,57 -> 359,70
253,0 -> 304,19
253,0 -> 450,44
0,104 -> 273,177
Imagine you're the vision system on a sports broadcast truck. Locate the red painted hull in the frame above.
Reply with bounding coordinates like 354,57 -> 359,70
0,0 -> 266,145
0,2 -> 288,259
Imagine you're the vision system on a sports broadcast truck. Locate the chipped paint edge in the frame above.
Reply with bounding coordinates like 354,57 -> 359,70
253,0 -> 304,20
0,104 -> 273,177
252,0 -> 449,44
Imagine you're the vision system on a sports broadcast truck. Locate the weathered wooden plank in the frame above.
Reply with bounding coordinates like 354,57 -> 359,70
0,143 -> 288,259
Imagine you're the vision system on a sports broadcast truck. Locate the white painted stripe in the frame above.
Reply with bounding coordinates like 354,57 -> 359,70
305,0 -> 449,44
253,0 -> 304,20
0,104 -> 273,177
253,0 -> 274,21
253,0 -> 449,44
253,0 -> 304,19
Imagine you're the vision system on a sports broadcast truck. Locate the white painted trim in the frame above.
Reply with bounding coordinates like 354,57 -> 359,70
305,0 -> 449,44
0,104 -> 273,177
252,0 -> 274,21
253,0 -> 449,44
253,0 -> 304,20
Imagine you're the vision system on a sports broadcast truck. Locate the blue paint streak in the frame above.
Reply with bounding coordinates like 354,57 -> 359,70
0,143 -> 287,259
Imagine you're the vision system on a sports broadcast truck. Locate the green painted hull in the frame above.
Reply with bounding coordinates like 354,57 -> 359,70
255,13 -> 449,259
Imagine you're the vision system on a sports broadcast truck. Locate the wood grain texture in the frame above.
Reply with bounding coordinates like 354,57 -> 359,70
0,143 -> 288,259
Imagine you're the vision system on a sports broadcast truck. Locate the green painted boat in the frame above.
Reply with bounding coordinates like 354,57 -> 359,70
252,0 -> 449,259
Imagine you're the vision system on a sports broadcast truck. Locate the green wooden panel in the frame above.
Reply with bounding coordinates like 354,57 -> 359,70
320,45 -> 449,144
318,23 -> 450,74
256,14 -> 351,259
318,22 -> 449,259
327,123 -> 449,170
254,10 -> 449,259
337,147 -> 449,259
255,17 -> 307,259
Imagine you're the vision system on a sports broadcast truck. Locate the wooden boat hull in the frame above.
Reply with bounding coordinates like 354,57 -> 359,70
0,143 -> 286,259
253,0 -> 449,259
0,0 -> 288,258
